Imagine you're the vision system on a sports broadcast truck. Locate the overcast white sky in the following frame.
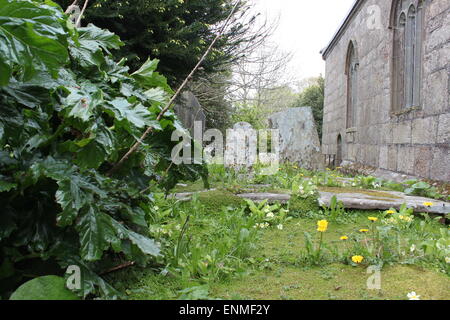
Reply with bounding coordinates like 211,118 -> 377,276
253,0 -> 356,80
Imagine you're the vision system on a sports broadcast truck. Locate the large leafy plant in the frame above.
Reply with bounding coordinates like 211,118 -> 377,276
0,0 -> 207,299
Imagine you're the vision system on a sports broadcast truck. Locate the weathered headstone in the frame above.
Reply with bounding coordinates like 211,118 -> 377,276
173,91 -> 206,135
225,122 -> 257,172
268,107 -> 324,170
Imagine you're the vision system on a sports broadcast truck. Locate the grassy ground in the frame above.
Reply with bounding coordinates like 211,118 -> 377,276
111,212 -> 450,300
210,216 -> 450,300
111,174 -> 449,300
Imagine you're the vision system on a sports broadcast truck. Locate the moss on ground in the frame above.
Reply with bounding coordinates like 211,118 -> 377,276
196,189 -> 246,210
288,196 -> 320,215
319,187 -> 402,199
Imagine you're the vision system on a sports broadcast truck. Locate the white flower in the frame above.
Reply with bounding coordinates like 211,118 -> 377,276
300,190 -> 305,194
153,206 -> 160,211
352,183 -> 356,187
277,224 -> 283,230
407,292 -> 421,300
410,244 -> 416,253
445,257 -> 450,264
266,212 -> 275,218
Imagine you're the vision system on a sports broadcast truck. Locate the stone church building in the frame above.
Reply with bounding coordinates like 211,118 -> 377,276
321,0 -> 449,182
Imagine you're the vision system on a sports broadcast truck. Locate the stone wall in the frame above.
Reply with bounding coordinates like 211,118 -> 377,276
322,0 -> 450,182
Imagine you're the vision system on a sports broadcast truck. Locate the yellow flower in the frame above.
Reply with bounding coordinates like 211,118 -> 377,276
359,229 -> 369,233
340,236 -> 349,241
399,215 -> 404,220
368,217 -> 378,222
386,210 -> 396,214
351,255 -> 364,264
423,202 -> 434,207
317,220 -> 328,232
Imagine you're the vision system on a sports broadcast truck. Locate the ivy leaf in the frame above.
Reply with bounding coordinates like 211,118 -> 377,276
0,0 -> 69,85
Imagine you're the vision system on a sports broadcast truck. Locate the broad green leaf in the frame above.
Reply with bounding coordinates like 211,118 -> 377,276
131,58 -> 173,93
77,24 -> 123,53
0,0 -> 69,85
106,98 -> 156,129
55,173 -> 106,227
9,276 -> 79,300
65,87 -> 103,122
76,141 -> 107,170
131,58 -> 159,79
69,24 -> 123,69
0,179 -> 16,192
144,87 -> 169,104
76,207 -> 122,261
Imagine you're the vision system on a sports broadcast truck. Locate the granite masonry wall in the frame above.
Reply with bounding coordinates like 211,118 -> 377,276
322,0 -> 450,182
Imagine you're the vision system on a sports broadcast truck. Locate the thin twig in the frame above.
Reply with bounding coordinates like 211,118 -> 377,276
107,1 -> 241,176
75,0 -> 89,28
64,0 -> 80,14
100,261 -> 135,275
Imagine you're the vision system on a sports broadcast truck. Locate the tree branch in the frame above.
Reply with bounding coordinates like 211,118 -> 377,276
107,1 -> 241,176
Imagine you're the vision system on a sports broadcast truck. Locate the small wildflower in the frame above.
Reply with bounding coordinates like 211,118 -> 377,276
351,255 -> 364,264
407,292 -> 421,300
386,210 -> 396,214
368,217 -> 378,222
445,257 -> 450,264
423,202 -> 434,207
340,236 -> 349,241
266,212 -> 275,218
277,224 -> 283,230
317,220 -> 328,232
359,229 -> 369,233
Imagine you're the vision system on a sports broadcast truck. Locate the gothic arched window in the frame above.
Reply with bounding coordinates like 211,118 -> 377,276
391,0 -> 425,111
346,41 -> 358,128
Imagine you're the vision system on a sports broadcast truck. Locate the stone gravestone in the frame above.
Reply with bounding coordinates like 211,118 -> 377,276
268,107 -> 324,170
225,122 -> 257,172
173,91 -> 206,135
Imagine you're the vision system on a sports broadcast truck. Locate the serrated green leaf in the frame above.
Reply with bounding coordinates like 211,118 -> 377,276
0,0 -> 69,85
106,98 -> 153,129
76,207 -> 122,261
65,87 -> 103,122
131,58 -> 173,93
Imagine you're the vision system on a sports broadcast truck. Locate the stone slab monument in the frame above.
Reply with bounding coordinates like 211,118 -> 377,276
268,107 -> 324,170
224,122 -> 257,172
173,91 -> 206,135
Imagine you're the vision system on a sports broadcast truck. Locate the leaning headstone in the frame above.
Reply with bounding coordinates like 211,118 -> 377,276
173,91 -> 206,135
268,107 -> 324,170
225,122 -> 257,173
